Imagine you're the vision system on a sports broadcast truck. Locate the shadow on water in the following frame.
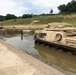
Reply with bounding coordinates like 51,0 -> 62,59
2,33 -> 76,75
35,44 -> 76,75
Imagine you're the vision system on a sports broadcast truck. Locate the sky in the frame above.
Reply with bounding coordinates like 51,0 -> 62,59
0,0 -> 72,16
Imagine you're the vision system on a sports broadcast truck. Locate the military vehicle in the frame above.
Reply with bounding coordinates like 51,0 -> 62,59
34,25 -> 76,54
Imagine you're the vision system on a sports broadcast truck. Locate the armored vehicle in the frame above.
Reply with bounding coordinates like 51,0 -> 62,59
34,25 -> 76,54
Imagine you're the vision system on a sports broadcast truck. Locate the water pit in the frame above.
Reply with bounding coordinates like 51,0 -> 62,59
0,29 -> 76,75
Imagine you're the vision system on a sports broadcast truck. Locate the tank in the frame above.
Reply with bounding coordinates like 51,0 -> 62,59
34,25 -> 76,54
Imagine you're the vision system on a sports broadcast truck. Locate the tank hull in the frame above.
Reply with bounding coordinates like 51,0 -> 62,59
35,39 -> 76,54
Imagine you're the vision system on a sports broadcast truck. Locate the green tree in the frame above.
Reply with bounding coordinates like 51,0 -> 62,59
58,0 -> 76,13
50,9 -> 53,14
0,15 -> 5,21
22,14 -> 32,18
58,4 -> 66,13
5,14 -> 17,20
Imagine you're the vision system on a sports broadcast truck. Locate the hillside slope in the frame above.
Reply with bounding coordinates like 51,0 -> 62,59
2,14 -> 76,27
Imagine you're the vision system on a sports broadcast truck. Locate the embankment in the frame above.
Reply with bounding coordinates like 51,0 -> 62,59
0,39 -> 65,75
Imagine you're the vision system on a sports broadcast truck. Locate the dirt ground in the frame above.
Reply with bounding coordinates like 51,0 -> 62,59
2,22 -> 71,30
0,39 -> 65,75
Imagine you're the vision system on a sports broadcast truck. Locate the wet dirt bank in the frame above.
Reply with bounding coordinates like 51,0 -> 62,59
0,29 -> 34,39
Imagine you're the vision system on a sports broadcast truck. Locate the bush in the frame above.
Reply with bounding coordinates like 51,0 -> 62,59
22,14 -> 32,18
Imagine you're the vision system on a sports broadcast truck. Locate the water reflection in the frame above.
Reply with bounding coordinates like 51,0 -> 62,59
34,44 -> 76,75
21,35 -> 23,40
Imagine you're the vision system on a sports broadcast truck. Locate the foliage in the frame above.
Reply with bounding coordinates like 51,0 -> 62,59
0,15 -> 5,21
50,9 -> 53,14
22,14 -> 32,18
5,14 -> 17,20
58,0 -> 76,13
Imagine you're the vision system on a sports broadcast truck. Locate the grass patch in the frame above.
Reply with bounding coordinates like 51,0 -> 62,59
2,14 -> 76,27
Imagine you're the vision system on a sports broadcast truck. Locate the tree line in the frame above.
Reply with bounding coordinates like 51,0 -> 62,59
58,0 -> 76,13
0,0 -> 76,21
0,14 -> 33,21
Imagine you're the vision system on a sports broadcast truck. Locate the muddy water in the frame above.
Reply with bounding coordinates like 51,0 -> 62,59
3,34 -> 76,75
